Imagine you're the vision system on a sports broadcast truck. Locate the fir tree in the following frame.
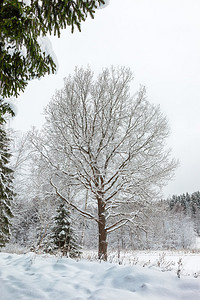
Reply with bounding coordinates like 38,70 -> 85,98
51,203 -> 81,258
0,126 -> 14,248
0,0 -> 106,124
0,0 -> 105,97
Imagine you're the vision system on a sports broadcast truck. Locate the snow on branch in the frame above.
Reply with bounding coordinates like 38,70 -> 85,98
106,215 -> 140,233
50,178 -> 99,223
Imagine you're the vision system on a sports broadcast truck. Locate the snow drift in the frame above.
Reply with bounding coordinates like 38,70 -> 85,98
0,252 -> 200,300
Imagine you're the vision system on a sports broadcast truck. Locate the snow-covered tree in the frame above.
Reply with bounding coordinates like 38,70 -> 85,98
0,0 -> 108,124
51,203 -> 81,258
30,66 -> 178,260
11,198 -> 41,248
0,0 -> 106,99
0,126 -> 14,248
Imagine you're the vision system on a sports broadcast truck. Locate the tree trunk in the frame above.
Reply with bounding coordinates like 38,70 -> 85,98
81,190 -> 88,246
97,197 -> 107,261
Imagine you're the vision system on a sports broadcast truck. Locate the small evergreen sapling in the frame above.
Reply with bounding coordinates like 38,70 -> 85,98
51,203 -> 81,258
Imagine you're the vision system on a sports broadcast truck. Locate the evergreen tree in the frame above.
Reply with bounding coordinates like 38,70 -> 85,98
0,0 -> 106,123
51,203 -> 81,258
0,126 -> 14,247
169,195 -> 177,210
0,0 -> 105,97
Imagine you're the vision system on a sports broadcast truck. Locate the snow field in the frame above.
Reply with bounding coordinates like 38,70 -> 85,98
82,249 -> 200,277
0,251 -> 200,300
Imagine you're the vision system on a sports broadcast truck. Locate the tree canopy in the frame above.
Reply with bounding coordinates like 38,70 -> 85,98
0,0 -> 105,122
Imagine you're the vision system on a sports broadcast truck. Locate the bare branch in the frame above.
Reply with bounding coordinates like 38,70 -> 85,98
50,178 -> 99,223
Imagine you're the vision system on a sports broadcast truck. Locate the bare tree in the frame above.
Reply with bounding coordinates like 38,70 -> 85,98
30,66 -> 177,260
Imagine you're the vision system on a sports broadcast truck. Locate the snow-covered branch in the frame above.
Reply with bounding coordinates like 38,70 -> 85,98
50,178 -> 99,223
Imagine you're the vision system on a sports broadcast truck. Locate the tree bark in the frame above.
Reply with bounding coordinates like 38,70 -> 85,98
97,196 -> 107,261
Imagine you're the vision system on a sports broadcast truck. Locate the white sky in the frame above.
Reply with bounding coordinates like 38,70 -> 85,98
11,0 -> 200,198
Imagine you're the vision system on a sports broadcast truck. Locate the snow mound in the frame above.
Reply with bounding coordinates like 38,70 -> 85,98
0,252 -> 199,300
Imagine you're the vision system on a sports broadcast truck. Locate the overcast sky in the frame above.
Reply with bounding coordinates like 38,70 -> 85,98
11,0 -> 200,198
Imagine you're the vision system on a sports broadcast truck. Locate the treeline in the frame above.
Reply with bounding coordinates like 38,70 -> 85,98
8,192 -> 198,253
108,197 -> 197,251
169,191 -> 200,236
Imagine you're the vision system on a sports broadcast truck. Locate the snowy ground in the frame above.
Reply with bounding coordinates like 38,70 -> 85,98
0,251 -> 200,300
82,249 -> 200,277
